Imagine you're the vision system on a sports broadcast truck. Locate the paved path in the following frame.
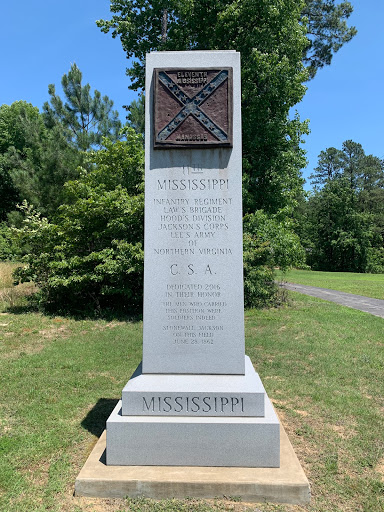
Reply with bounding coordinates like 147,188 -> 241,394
280,282 -> 384,319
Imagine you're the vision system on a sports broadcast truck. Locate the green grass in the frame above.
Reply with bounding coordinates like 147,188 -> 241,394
278,269 -> 384,300
0,263 -> 383,511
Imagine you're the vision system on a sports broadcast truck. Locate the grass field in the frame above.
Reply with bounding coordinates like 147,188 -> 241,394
278,269 -> 384,300
0,263 -> 383,511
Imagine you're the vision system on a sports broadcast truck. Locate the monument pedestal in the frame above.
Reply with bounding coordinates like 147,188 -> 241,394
107,356 -> 279,467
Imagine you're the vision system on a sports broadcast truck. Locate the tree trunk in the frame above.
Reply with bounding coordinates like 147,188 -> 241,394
161,9 -> 168,43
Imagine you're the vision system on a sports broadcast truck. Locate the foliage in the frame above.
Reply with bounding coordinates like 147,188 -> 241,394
244,210 -> 306,271
0,101 -> 82,220
125,93 -> 145,139
309,146 -> 343,187
0,164 -> 19,221
0,101 -> 42,154
0,101 -> 42,218
98,0 -> 310,216
301,142 -> 384,272
302,0 -> 357,79
98,0 -> 356,85
1,66 -> 125,223
43,63 -> 122,151
14,129 -> 145,315
0,223 -> 21,261
243,210 -> 306,307
309,181 -> 378,272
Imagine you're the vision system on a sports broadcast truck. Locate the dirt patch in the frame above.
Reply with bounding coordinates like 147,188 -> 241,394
331,424 -> 357,440
86,371 -> 117,383
375,457 -> 384,481
70,495 -> 128,512
39,325 -> 70,339
294,409 -> 309,417
271,398 -> 290,407
22,461 -> 50,489
264,375 -> 286,381
92,321 -> 126,332
70,496 -> 308,512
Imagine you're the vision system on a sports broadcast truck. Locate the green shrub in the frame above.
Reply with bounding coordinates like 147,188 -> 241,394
365,247 -> 384,274
0,223 -> 22,261
243,210 -> 306,307
14,129 -> 144,315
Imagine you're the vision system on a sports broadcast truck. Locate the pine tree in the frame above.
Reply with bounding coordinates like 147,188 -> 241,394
43,63 -> 122,151
309,147 -> 343,188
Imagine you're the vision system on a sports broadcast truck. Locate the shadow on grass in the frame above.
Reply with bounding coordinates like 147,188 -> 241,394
81,398 -> 119,437
5,297 -> 143,323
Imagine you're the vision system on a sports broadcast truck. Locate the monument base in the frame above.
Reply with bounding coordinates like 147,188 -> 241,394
75,423 -> 310,504
107,356 -> 279,467
107,396 -> 279,467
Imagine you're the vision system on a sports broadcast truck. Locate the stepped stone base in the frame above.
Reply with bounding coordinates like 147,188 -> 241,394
107,395 -> 279,467
122,356 -> 266,417
75,422 -> 310,504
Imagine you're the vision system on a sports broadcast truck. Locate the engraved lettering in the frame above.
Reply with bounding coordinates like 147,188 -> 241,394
191,397 -> 200,412
157,179 -> 229,191
231,397 -> 239,412
142,397 -> 155,412
202,396 -> 211,412
221,397 -> 229,412
163,396 -> 172,412
174,396 -> 183,412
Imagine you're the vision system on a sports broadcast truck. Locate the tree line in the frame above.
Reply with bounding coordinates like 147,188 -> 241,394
295,141 -> 384,273
0,0 -> 361,315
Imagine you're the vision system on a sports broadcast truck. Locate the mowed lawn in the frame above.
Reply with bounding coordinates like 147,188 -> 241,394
0,263 -> 383,512
277,269 -> 384,300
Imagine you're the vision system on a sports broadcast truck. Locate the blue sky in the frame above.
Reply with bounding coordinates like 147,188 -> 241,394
1,1 -> 382,189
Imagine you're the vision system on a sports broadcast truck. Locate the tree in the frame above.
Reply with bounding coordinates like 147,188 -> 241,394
43,63 -> 122,151
340,139 -> 365,192
0,101 -> 81,220
301,141 -> 384,273
302,0 -> 357,79
358,155 -> 384,215
97,1 -> 356,87
125,94 -> 145,140
0,102 -> 45,218
306,178 -> 376,272
0,167 -> 18,221
14,129 -> 145,314
98,0 -> 310,215
309,146 -> 343,188
243,210 -> 306,306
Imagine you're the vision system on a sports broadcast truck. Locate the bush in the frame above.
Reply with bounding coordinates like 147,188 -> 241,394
14,129 -> 144,315
365,247 -> 384,274
243,210 -> 306,308
0,223 -> 22,261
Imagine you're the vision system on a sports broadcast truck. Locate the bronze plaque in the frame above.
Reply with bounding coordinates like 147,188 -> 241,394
153,67 -> 233,149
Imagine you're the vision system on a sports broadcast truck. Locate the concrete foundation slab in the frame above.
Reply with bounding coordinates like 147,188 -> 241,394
75,422 -> 310,504
122,356 -> 265,417
107,396 -> 279,467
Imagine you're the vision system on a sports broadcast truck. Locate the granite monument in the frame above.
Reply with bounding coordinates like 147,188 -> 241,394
106,50 -> 280,467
